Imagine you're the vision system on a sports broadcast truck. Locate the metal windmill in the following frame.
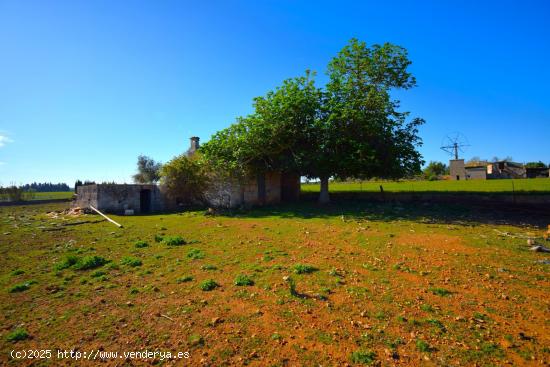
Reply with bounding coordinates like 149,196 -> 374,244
440,132 -> 470,160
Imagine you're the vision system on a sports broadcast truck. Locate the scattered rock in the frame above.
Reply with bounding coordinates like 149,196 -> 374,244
534,259 -> 550,265
126,301 -> 133,307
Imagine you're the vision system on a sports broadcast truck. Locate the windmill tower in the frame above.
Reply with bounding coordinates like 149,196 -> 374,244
440,133 -> 470,180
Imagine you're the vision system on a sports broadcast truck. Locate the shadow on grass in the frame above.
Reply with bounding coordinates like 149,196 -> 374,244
216,195 -> 550,229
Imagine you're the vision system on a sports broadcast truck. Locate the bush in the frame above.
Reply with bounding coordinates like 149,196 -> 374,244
187,248 -> 205,260
429,287 -> 452,296
6,328 -> 29,342
350,349 -> 376,364
416,339 -> 431,352
8,280 -> 36,293
176,276 -> 193,283
54,255 -> 79,271
293,264 -> 318,274
134,240 -> 149,248
73,256 -> 108,270
10,269 -> 25,276
200,279 -> 219,291
90,270 -> 107,278
234,274 -> 254,286
154,234 -> 164,243
162,236 -> 186,246
120,257 -> 143,267
160,154 -> 210,205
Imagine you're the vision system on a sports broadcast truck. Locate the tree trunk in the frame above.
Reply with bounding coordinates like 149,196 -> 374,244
318,176 -> 330,204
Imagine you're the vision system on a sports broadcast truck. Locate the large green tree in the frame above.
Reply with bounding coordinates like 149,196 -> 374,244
201,71 -> 320,179
308,39 -> 424,202
201,39 -> 424,204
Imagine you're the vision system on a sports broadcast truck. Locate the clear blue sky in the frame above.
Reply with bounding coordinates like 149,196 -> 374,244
1,0 -> 549,185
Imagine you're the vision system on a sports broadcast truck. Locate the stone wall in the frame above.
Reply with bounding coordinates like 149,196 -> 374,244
75,184 -> 163,214
281,173 -> 300,201
450,159 -> 466,180
74,185 -> 98,208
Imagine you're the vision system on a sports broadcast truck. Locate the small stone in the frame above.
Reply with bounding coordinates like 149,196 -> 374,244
126,301 -> 133,307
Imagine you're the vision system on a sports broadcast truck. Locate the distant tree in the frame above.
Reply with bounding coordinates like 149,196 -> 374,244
74,180 -> 83,193
423,161 -> 449,180
133,155 -> 162,184
20,182 -> 70,192
160,154 -> 209,204
525,161 -> 546,168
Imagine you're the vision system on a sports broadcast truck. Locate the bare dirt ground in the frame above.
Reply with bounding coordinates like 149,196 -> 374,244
0,201 -> 549,366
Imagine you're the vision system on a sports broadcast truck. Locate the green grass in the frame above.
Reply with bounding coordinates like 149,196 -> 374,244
6,328 -> 29,342
302,178 -> 550,194
199,279 -> 219,291
350,349 -> 376,364
73,256 -> 109,270
8,280 -> 36,293
293,264 -> 318,274
120,257 -> 142,267
162,235 -> 187,246
234,274 -> 254,286
134,240 -> 149,248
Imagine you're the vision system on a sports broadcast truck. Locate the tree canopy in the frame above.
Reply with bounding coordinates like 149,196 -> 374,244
201,38 -> 425,203
133,155 -> 162,184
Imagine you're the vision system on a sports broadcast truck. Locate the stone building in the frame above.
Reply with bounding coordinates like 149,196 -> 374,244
74,136 -> 301,213
75,184 -> 163,213
449,159 -> 466,180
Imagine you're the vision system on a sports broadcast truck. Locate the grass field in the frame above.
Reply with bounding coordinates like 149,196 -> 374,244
1,202 -> 549,366
302,178 -> 550,194
31,192 -> 74,200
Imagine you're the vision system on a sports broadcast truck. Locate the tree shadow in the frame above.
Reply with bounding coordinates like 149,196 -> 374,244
217,195 -> 550,229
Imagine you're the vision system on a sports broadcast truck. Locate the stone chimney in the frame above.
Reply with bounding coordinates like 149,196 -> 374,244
187,136 -> 200,156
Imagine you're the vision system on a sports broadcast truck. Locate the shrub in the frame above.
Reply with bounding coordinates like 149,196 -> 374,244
6,328 -> 29,342
162,236 -> 187,246
73,256 -> 108,270
120,257 -> 142,267
429,287 -> 452,296
416,339 -> 431,352
54,255 -> 79,271
234,274 -> 254,286
154,234 -> 164,243
8,280 -> 36,293
287,277 -> 298,297
10,269 -> 24,276
200,279 -> 219,291
160,154 -> 210,204
134,240 -> 149,248
90,270 -> 107,278
176,276 -> 193,283
350,349 -> 376,364
187,248 -> 205,260
293,264 -> 318,274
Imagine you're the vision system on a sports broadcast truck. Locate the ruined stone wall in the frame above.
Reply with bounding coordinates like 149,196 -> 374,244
281,173 -> 300,202
265,171 -> 281,204
96,184 -> 163,213
203,171 -> 283,209
203,176 -> 243,208
74,185 -> 98,208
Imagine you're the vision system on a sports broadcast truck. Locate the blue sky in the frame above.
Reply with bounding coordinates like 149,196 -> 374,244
1,0 -> 549,185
